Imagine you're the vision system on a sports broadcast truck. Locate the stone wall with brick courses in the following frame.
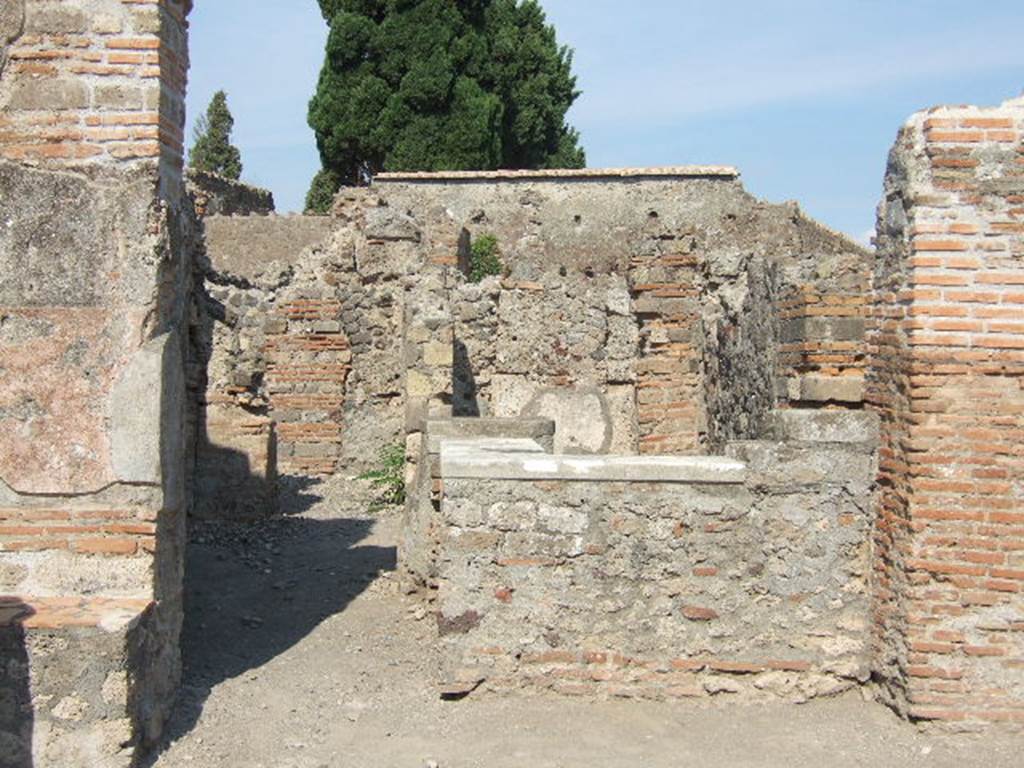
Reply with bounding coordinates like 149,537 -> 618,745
432,412 -> 877,700
869,96 -> 1024,730
192,233 -> 356,484
451,274 -> 639,454
0,1 -> 194,762
194,174 -> 871,507
375,172 -> 872,457
190,193 -> 463,508
630,220 -> 707,454
0,0 -> 190,192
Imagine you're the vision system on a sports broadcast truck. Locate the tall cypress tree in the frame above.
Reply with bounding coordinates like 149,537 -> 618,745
306,0 -> 584,211
189,90 -> 243,181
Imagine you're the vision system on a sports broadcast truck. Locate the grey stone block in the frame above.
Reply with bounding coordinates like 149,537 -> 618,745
768,409 -> 879,446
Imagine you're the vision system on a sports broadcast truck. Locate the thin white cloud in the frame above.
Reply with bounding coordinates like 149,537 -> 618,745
573,34 -> 1024,126
540,0 -> 1024,126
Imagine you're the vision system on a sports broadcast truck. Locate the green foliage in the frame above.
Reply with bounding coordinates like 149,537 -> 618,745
188,90 -> 243,180
357,442 -> 407,507
308,0 -> 585,186
468,233 -> 502,282
305,168 -> 343,213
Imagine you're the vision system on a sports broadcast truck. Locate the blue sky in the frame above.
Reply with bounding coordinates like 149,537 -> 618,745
186,1 -> 1024,241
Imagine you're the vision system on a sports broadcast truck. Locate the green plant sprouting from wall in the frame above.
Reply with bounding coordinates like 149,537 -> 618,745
358,442 -> 407,508
469,233 -> 502,282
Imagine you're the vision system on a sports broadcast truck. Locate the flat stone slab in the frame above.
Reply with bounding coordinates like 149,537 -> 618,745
440,441 -> 746,484
426,418 -> 555,454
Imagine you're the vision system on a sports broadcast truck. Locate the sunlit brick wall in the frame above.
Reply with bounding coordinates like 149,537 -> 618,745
870,97 -> 1024,729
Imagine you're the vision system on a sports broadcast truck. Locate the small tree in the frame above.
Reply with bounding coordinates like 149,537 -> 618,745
189,90 -> 243,180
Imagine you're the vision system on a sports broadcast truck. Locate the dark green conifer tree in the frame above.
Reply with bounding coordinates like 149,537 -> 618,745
305,0 -> 584,212
189,90 -> 243,180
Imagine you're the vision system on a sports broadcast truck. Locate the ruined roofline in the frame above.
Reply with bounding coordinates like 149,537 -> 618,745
373,166 -> 740,183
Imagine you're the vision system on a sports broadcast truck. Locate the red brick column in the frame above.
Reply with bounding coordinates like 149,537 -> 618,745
870,97 -> 1024,729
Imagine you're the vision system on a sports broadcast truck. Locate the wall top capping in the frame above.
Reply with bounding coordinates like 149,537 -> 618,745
374,166 -> 740,183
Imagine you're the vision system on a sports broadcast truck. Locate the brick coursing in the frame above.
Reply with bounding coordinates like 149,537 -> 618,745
869,98 -> 1024,729
0,0 -> 189,178
631,225 -> 705,454
0,506 -> 157,555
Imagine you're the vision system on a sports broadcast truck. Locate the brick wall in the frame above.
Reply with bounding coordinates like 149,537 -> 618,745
870,97 -> 1024,729
268,298 -> 350,475
777,287 -> 868,403
631,223 -> 706,454
0,0 -> 188,186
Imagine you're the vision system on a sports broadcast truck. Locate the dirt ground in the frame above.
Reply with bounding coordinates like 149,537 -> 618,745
145,477 -> 1022,768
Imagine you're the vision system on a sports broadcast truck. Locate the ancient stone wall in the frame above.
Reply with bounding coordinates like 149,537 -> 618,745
0,0 -> 194,764
189,192 -> 463,506
376,170 -> 872,457
191,170 -> 872,518
186,167 -> 274,217
451,275 -> 639,453
869,96 -> 1024,729
432,410 -> 877,700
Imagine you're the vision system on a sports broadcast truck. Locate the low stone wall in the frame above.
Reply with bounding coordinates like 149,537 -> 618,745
402,417 -> 556,590
430,411 -> 877,701
0,597 -> 167,768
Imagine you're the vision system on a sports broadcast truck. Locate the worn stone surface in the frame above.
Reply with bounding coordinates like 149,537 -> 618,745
433,422 -> 875,701
201,214 -> 336,281
424,417 -> 555,454
440,441 -> 747,483
186,169 -> 275,218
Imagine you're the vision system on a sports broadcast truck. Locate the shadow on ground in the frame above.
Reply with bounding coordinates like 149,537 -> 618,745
141,479 -> 396,765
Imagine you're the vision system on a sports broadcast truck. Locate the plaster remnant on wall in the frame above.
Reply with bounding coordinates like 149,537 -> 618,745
110,331 -> 180,485
522,388 -> 612,454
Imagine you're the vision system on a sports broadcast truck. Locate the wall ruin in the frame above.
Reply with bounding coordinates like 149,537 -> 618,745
0,2 -> 1022,764
432,410 -> 877,700
188,168 -> 872,513
374,170 -> 873,456
0,0 -> 194,765
870,95 -> 1024,729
